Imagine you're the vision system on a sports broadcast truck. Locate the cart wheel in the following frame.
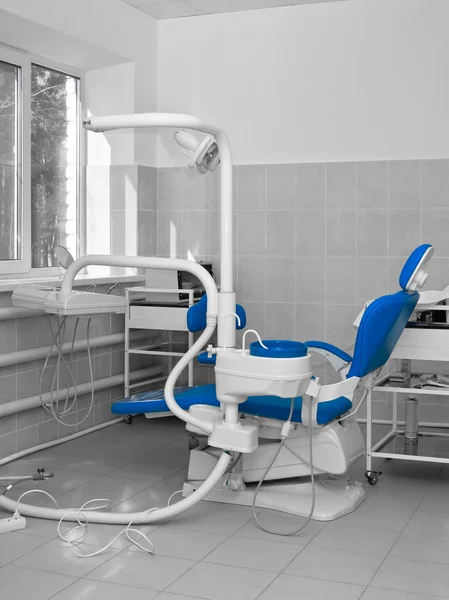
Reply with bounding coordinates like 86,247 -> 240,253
124,415 -> 133,425
365,472 -> 378,485
188,437 -> 199,450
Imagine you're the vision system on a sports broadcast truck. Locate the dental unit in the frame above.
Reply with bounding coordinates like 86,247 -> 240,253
0,113 -> 433,542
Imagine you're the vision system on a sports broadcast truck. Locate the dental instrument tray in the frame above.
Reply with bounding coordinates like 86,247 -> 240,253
406,321 -> 449,329
144,262 -> 213,304
130,298 -> 192,308
376,372 -> 449,390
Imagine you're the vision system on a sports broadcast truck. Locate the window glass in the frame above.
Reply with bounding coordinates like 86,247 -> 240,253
31,64 -> 79,268
0,60 -> 19,261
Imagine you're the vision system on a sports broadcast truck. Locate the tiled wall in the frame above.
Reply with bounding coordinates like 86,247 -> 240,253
0,283 -> 162,460
0,164 -> 160,461
157,159 -> 449,423
1,159 -> 447,460
87,165 -> 157,256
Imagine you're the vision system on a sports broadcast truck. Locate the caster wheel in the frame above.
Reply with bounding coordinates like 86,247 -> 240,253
188,437 -> 199,450
124,415 -> 133,425
365,472 -> 379,485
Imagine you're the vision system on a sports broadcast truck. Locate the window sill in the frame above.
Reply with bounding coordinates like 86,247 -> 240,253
0,274 -> 144,294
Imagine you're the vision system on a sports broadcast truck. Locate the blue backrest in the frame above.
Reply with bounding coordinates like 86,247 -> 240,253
347,290 -> 419,379
187,294 -> 247,333
399,243 -> 433,291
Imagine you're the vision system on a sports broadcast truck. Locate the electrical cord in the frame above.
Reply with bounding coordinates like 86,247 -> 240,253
62,318 -> 80,414
57,499 -> 156,558
252,398 -> 316,536
167,490 -> 184,506
337,388 -> 369,423
39,315 -> 95,427
39,316 -> 78,421
15,489 -> 58,513
12,490 -> 155,557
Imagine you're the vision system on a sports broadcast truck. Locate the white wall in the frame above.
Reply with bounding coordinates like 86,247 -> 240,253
0,0 -> 158,166
157,0 -> 449,166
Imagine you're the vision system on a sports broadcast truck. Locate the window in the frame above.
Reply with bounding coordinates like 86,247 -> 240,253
0,45 -> 82,275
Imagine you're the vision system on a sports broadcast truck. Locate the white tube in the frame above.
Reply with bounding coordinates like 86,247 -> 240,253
0,366 -> 162,418
0,418 -> 124,467
0,307 -> 37,320
59,254 -> 219,435
84,113 -> 235,343
215,129 -> 233,295
164,324 -> 216,435
84,113 -> 223,138
0,452 -> 231,524
61,255 -> 218,318
217,292 -> 237,349
0,330 -> 148,368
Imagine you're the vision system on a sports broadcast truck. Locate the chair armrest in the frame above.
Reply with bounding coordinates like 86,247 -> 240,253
305,341 -> 352,373
198,351 -> 216,365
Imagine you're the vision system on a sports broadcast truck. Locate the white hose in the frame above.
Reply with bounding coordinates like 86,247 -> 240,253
0,450 -> 231,524
0,313 -> 227,524
163,323 -> 216,435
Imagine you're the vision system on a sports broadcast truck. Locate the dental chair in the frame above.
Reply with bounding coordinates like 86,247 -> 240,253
112,243 -> 433,521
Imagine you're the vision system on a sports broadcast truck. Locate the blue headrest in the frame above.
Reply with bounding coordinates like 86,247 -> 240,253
187,295 -> 247,333
399,244 -> 433,291
348,290 -> 419,379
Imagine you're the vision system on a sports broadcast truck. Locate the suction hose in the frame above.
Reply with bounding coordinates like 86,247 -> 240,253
0,318 -> 231,523
0,452 -> 230,524
163,324 -> 216,435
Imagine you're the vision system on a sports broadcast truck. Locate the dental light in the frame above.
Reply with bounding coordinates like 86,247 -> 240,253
174,129 -> 220,174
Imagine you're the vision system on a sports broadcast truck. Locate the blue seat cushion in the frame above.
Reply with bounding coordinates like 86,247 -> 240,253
111,384 -> 352,426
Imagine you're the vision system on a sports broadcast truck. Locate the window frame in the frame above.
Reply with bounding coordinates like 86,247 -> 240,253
0,45 -> 31,274
0,44 -> 85,278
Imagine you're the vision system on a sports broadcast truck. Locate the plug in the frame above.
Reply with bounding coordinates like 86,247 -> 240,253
0,513 -> 26,533
281,421 -> 293,439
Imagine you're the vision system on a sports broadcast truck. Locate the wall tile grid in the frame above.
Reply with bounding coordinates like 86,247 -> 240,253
87,165 -> 157,256
1,160 -> 448,459
0,165 -> 160,460
156,159 -> 449,423
0,289 -> 157,461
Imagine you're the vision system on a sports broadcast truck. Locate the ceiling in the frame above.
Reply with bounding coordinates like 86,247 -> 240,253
121,0 -> 345,20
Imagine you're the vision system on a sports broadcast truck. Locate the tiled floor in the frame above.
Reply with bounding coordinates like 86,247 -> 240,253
0,417 -> 448,600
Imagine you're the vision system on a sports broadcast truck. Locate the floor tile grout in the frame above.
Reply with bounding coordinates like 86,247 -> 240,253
46,575 -> 83,600
362,459 -> 445,592
2,421 -> 449,599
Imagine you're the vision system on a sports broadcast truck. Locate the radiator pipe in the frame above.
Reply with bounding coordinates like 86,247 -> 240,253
0,330 -> 150,368
0,418 -> 124,467
0,307 -> 38,320
0,366 -> 162,418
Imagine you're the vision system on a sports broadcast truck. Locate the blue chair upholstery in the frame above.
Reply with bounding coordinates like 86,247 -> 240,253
112,288 -> 420,425
112,384 -> 352,426
347,290 -> 419,379
112,245 -> 430,426
187,295 -> 247,333
399,243 -> 433,291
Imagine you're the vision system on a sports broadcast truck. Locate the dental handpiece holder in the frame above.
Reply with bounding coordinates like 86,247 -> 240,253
210,340 -> 312,453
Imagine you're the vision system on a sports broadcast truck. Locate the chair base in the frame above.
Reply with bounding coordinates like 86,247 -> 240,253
183,477 -> 366,521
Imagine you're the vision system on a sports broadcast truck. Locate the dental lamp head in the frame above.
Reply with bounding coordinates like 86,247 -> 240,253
174,129 -> 220,174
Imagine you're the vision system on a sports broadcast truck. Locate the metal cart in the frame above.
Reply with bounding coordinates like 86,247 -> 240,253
124,286 -> 196,421
365,304 -> 449,484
